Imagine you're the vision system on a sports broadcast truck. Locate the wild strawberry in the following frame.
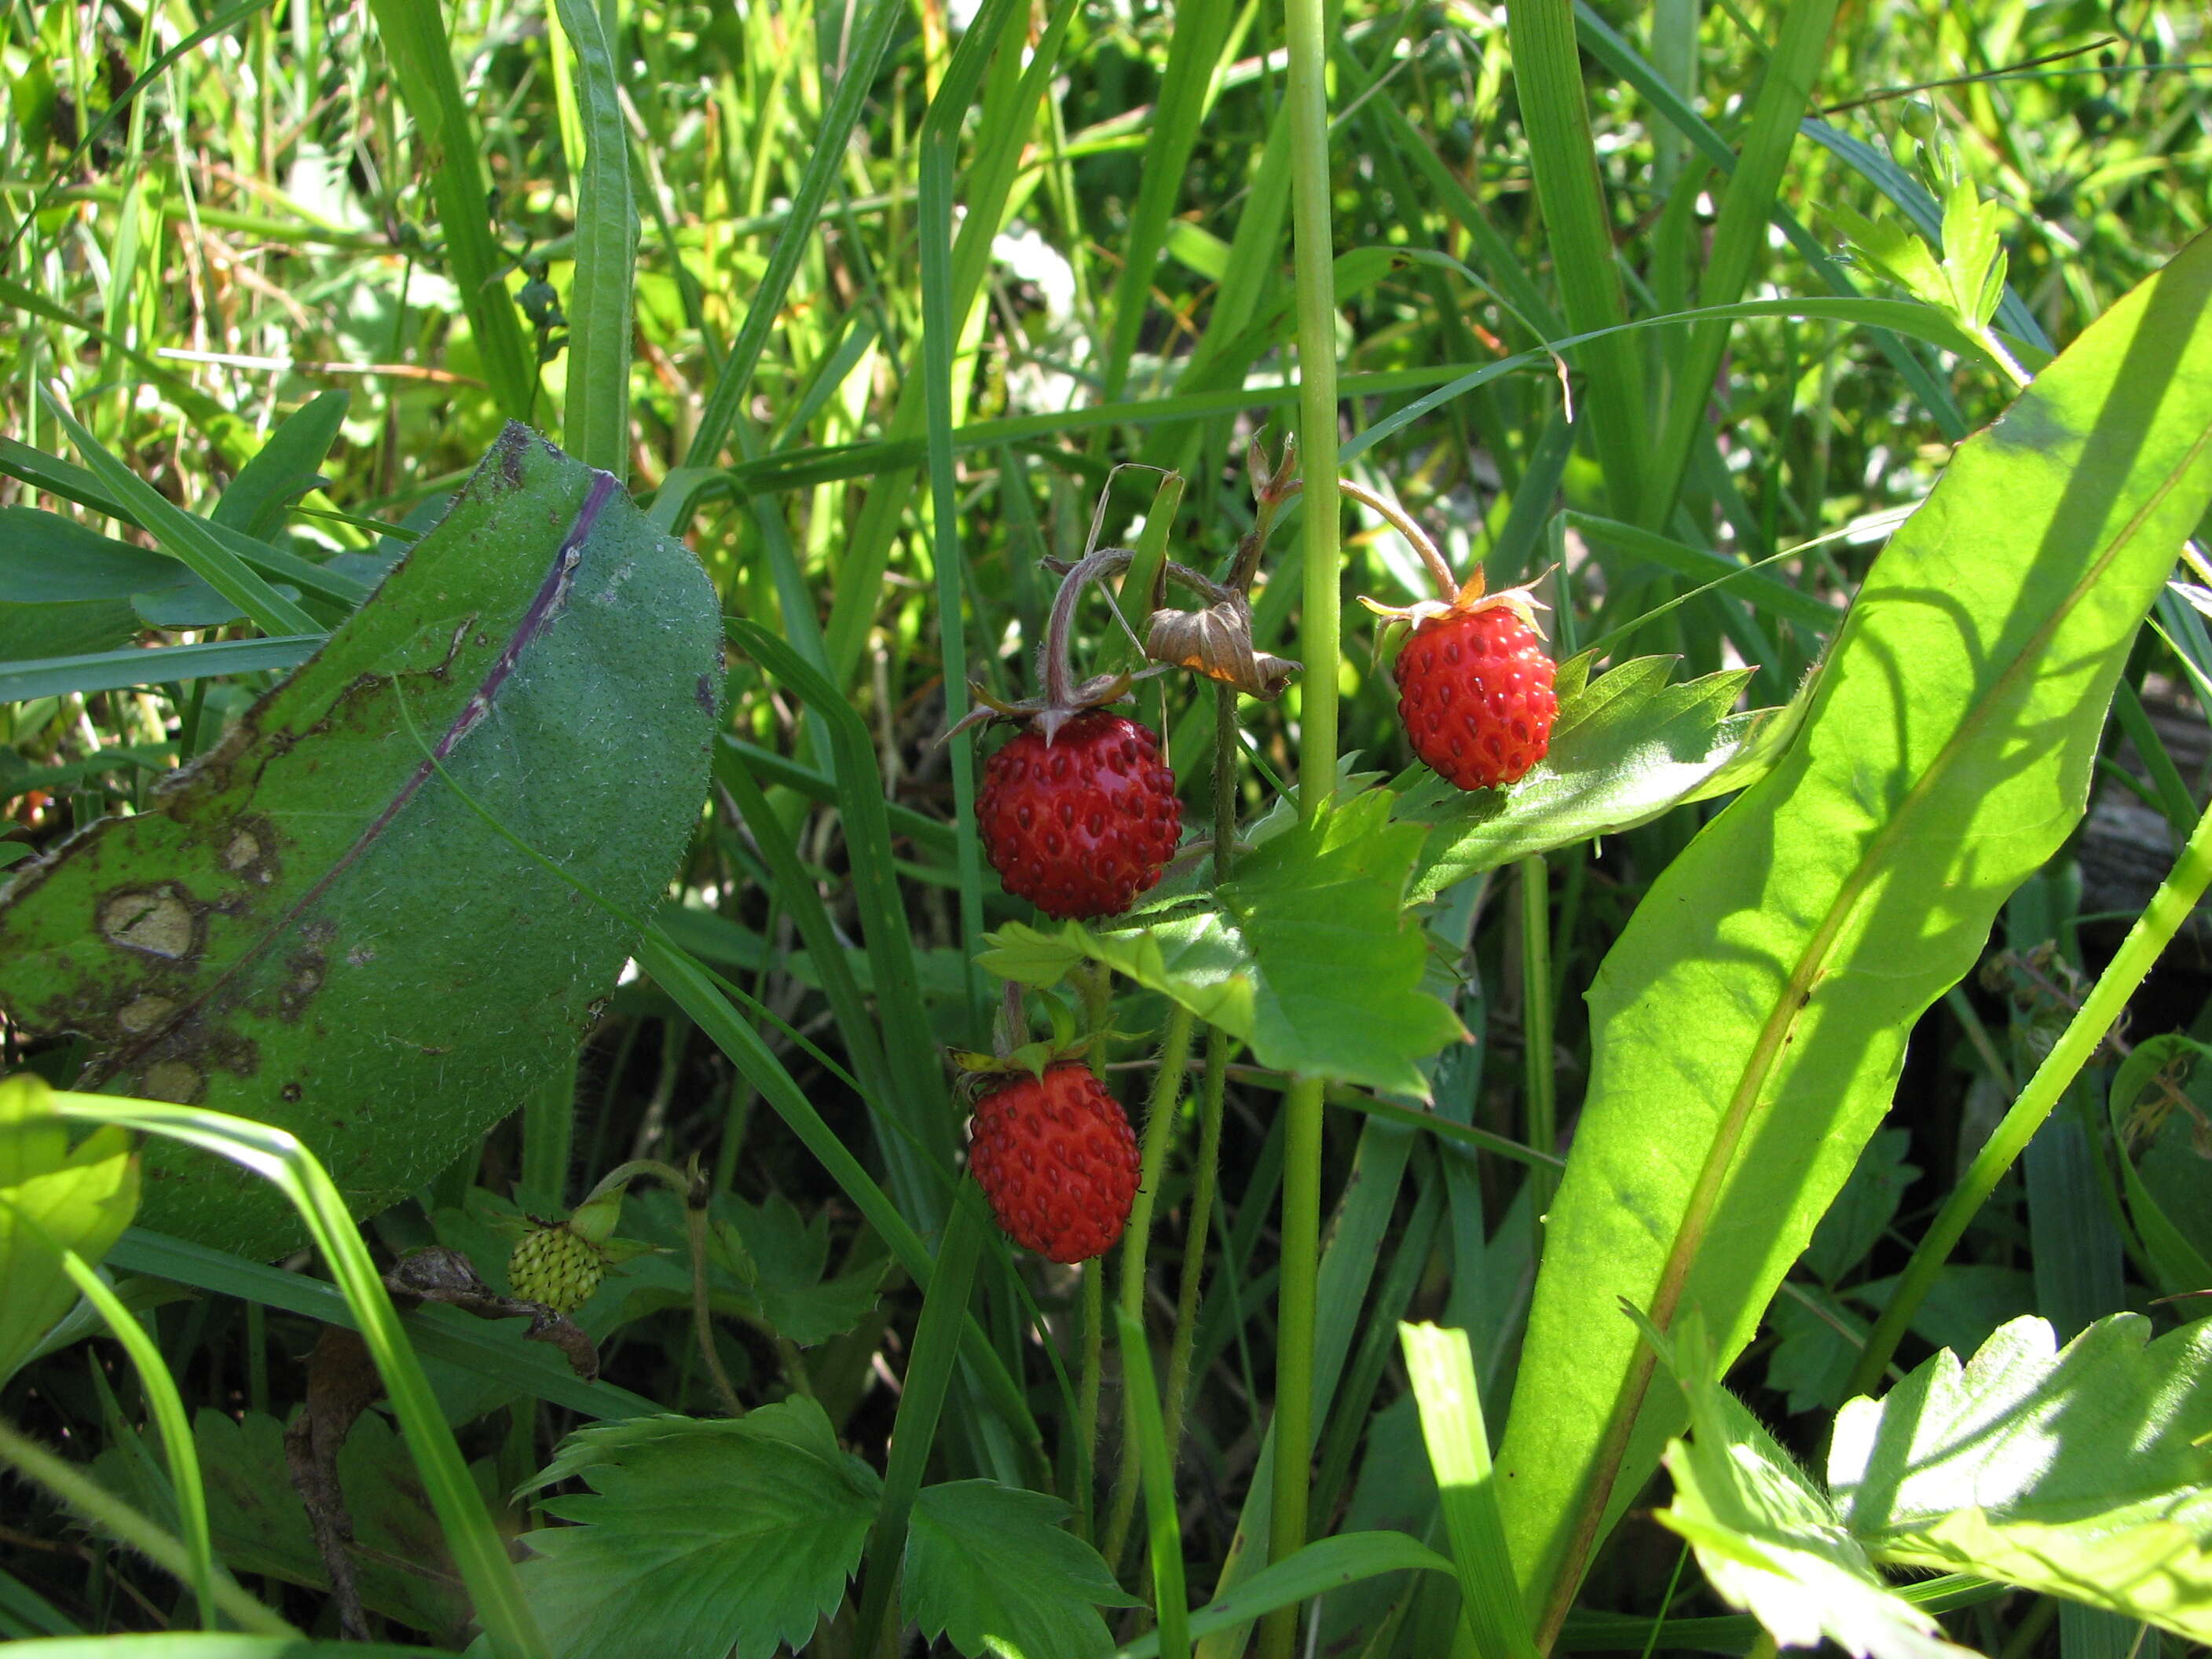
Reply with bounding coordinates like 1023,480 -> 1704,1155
966,1062 -> 1141,1263
1365,566 -> 1556,792
1395,605 -> 1558,790
976,711 -> 1182,920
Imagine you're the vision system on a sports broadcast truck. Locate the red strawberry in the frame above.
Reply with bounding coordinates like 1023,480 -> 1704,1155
966,1062 -> 1141,1262
1393,601 -> 1558,791
976,711 -> 1182,920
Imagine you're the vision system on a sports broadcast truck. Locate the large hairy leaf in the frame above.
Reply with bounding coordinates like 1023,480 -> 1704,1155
1495,234 -> 2212,1632
903,1481 -> 1140,1659
0,426 -> 720,1258
980,789 -> 1463,1096
515,1402 -> 880,1659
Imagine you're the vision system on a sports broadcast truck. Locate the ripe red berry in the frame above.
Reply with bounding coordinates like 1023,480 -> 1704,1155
1393,604 -> 1558,790
966,1063 -> 1141,1263
976,711 -> 1182,920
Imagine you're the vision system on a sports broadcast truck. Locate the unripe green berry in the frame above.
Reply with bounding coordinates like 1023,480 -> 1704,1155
507,1223 -> 606,1313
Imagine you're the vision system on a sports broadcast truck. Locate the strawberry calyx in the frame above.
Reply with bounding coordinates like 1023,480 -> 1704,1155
1357,565 -> 1552,637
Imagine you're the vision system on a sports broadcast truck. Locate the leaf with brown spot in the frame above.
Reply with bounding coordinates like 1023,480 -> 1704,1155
0,425 -> 721,1257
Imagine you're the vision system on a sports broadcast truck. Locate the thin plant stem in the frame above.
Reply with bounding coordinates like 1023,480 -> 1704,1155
1847,789 -> 2212,1397
1159,1021 -> 1231,1481
1266,0 -> 1342,1639
1078,1261 -> 1106,1544
1104,1002 -> 1202,1566
1521,854 -> 1558,1225
0,1415 -> 296,1638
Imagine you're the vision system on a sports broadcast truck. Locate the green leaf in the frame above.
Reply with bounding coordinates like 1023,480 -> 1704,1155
1827,203 -> 1949,310
0,1639 -> 437,1657
1803,1129 -> 1919,1286
212,392 -> 348,540
0,426 -> 720,1258
2106,1032 -> 2212,1300
1402,653 -> 1789,902
1496,233 -> 2212,1632
1653,1317 -> 1973,1659
40,394 -> 320,638
1833,1313 -> 2212,1640
93,1408 -> 468,1641
607,1190 -> 885,1346
903,1481 -> 1141,1659
0,1072 -> 138,1385
516,1401 -> 881,1659
981,790 -> 1465,1096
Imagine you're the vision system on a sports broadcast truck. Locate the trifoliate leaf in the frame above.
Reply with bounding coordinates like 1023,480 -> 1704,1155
904,1481 -> 1142,1659
981,789 -> 1465,1096
1651,1313 -> 1974,1659
1832,1313 -> 2212,1642
516,1401 -> 881,1659
1401,654 -> 1791,902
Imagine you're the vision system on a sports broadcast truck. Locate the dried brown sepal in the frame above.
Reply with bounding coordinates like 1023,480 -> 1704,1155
1144,595 -> 1301,700
1358,565 -> 1553,637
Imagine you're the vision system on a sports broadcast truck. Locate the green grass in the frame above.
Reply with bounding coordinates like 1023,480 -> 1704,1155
3,0 -> 2211,1654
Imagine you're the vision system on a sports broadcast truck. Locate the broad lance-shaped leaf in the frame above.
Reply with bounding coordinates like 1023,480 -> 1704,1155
515,1401 -> 881,1659
1402,651 -> 1799,902
903,1481 -> 1142,1659
1833,1313 -> 2212,1641
1494,233 -> 2212,1634
0,425 -> 720,1258
980,788 -> 1464,1097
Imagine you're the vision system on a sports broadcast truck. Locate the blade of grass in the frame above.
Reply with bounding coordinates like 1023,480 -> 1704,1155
360,0 -> 536,418
1119,1304 -> 1192,1659
1403,1320 -> 1540,1659
2,1212 -> 218,1631
679,0 -> 903,476
855,1185 -> 987,1658
1505,0 -> 1646,521
50,1095 -> 548,1659
0,638 -> 321,704
549,0 -> 635,481
38,393 -> 320,637
1643,0 -> 1841,526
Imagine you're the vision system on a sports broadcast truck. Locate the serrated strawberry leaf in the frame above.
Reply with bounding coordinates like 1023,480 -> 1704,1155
1832,1313 -> 2212,1642
903,1481 -> 1141,1659
980,789 -> 1465,1096
1401,652 -> 1794,901
1652,1317 -> 1973,1659
516,1401 -> 881,1659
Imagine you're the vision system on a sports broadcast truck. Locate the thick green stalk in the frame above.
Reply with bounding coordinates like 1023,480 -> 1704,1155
1078,1262 -> 1105,1543
1847,789 -> 2212,1397
1521,855 -> 1558,1224
1262,1075 -> 1328,1659
1104,1003 -> 1202,1566
1267,0 -> 1341,1644
1161,1024 -> 1231,1485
